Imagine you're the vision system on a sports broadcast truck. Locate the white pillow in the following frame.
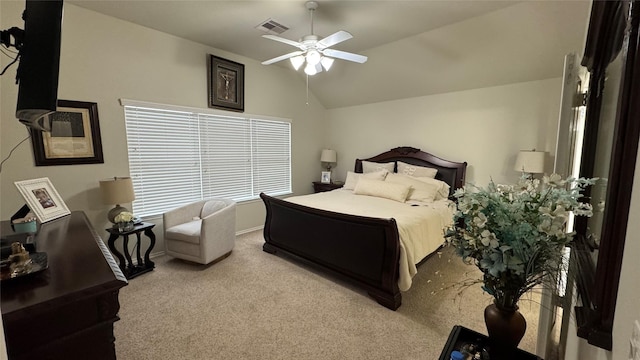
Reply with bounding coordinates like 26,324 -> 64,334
362,160 -> 395,174
343,170 -> 388,190
385,173 -> 440,203
354,178 -> 410,203
397,161 -> 438,178
414,176 -> 451,200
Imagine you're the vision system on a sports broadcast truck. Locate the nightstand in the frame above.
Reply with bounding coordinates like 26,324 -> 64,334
312,181 -> 343,193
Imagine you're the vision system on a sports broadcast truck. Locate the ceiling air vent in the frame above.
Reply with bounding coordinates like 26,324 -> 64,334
256,19 -> 289,35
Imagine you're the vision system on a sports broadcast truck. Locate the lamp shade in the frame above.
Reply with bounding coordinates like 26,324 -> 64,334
514,150 -> 546,173
320,149 -> 337,163
100,177 -> 136,224
100,177 -> 135,205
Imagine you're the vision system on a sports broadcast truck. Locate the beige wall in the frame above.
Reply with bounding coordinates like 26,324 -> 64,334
3,1 -> 640,359
0,2 -> 327,249
326,78 -> 562,187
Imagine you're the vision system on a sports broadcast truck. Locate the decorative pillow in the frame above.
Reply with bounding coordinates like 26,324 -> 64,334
343,170 -> 388,190
354,178 -> 410,203
362,160 -> 395,174
397,161 -> 438,178
414,176 -> 451,200
384,173 -> 440,203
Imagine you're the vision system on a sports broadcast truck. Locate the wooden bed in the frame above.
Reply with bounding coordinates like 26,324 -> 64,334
260,146 -> 467,310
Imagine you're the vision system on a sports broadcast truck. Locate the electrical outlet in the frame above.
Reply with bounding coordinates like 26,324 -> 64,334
630,320 -> 640,360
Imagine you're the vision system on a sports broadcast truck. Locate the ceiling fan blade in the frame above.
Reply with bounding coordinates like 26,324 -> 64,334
322,49 -> 368,64
262,34 -> 304,50
317,30 -> 353,49
262,51 -> 305,65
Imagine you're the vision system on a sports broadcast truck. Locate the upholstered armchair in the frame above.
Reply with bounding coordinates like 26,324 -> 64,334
163,199 -> 236,265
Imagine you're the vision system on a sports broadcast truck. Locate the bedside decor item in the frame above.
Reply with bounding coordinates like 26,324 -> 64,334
513,149 -> 545,177
14,177 -> 70,223
114,211 -> 135,232
207,54 -> 244,112
320,171 -> 331,184
320,149 -> 336,183
320,149 -> 337,171
444,174 -> 595,352
30,100 -> 104,166
99,177 -> 136,224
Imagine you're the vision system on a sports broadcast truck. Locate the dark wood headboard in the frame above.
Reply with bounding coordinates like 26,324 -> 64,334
354,146 -> 467,195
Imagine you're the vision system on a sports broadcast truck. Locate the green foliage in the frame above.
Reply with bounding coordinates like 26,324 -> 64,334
444,174 -> 595,308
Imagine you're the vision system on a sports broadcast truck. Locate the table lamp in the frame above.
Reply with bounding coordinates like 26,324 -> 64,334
99,177 -> 135,223
320,149 -> 337,171
514,150 -> 546,177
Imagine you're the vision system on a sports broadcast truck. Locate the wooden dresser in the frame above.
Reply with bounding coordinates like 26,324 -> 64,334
1,211 -> 128,360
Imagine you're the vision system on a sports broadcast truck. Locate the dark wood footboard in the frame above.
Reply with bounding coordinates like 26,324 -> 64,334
260,193 -> 402,310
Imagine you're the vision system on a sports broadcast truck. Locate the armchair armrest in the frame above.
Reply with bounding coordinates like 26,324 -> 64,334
200,201 -> 235,237
163,200 -> 207,231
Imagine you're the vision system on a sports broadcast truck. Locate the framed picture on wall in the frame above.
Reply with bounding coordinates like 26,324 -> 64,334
30,100 -> 104,166
207,54 -> 245,112
14,177 -> 70,223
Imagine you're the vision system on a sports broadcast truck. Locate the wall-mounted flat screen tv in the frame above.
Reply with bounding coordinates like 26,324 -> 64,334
15,0 -> 64,131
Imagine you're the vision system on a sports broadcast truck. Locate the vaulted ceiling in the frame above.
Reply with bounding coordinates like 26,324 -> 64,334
68,0 -> 592,109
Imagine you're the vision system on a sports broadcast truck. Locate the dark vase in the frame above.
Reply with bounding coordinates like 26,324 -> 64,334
484,300 -> 527,360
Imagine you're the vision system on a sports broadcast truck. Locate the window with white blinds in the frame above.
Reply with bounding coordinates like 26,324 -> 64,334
122,101 -> 291,217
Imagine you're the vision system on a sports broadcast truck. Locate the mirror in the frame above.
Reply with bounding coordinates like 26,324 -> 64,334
572,0 -> 640,350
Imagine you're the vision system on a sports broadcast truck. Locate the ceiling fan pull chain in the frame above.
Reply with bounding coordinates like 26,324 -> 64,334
306,74 -> 309,105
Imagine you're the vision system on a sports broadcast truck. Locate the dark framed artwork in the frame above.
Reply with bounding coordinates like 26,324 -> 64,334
207,54 -> 245,112
30,100 -> 104,166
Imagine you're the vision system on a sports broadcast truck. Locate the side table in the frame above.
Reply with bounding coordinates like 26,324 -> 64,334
439,325 -> 542,360
106,222 -> 156,279
312,181 -> 343,193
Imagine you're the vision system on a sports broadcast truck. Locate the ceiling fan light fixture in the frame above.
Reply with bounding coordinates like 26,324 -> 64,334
304,63 -> 318,76
290,55 -> 305,70
261,1 -> 367,75
306,49 -> 321,66
320,56 -> 334,71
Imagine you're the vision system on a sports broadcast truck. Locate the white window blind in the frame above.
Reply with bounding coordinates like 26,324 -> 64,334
122,101 -> 291,217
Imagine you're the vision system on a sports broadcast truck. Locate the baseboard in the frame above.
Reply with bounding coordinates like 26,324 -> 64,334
236,226 -> 263,235
143,227 -> 262,261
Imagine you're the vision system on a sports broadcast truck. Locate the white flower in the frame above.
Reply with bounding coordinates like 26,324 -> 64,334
473,213 -> 488,228
115,211 -> 134,223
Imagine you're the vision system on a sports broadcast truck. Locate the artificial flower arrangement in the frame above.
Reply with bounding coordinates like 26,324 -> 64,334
444,174 -> 595,308
114,211 -> 134,224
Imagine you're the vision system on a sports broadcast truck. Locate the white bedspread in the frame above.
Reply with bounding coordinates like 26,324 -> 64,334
285,189 -> 455,291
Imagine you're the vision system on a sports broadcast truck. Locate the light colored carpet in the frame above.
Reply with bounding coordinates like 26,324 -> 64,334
114,230 -> 540,359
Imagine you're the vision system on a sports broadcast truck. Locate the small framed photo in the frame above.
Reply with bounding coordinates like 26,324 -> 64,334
14,177 -> 70,223
321,171 -> 331,184
207,54 -> 245,112
30,100 -> 104,166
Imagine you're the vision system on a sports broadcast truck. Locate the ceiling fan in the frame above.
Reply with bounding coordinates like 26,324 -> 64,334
261,1 -> 367,76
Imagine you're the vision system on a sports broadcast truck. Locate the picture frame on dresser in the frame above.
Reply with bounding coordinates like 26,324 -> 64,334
14,177 -> 70,223
30,100 -> 104,166
207,54 -> 245,112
